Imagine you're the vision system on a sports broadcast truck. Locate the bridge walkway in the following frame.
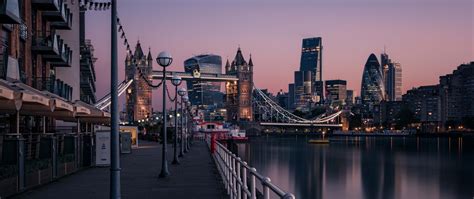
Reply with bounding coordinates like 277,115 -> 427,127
13,141 -> 227,199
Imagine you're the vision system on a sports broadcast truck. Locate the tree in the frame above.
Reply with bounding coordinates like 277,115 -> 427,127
395,106 -> 418,129
349,114 -> 362,130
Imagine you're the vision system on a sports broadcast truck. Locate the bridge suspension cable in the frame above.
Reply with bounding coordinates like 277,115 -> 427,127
252,85 -> 344,124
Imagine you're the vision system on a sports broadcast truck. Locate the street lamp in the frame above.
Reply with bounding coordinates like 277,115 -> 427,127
157,51 -> 172,178
182,95 -> 189,153
185,100 -> 191,152
178,88 -> 187,157
171,75 -> 182,165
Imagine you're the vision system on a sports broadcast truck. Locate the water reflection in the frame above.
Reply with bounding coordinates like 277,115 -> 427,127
237,136 -> 474,199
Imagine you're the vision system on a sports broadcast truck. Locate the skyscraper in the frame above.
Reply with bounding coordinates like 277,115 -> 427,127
184,54 -> 223,106
361,53 -> 385,112
325,80 -> 347,106
125,41 -> 153,122
381,52 -> 402,101
300,37 -> 324,103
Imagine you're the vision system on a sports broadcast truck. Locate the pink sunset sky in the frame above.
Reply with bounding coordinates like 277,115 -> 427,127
86,0 -> 473,109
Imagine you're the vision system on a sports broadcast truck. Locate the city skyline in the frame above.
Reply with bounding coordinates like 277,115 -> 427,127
85,0 -> 473,109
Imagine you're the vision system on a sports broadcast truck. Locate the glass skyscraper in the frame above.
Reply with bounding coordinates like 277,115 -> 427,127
300,37 -> 323,102
361,53 -> 385,112
184,54 -> 223,106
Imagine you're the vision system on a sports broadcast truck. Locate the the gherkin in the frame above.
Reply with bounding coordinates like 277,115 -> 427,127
361,53 -> 385,112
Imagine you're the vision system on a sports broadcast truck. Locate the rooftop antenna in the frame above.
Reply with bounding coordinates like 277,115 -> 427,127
383,45 -> 386,54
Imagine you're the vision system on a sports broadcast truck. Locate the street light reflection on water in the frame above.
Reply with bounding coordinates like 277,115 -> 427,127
237,136 -> 474,199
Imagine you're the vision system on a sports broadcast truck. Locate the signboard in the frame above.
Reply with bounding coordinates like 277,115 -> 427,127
95,131 -> 111,166
120,132 -> 132,154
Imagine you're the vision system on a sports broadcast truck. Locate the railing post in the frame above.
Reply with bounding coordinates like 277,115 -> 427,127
250,168 -> 257,199
242,162 -> 248,199
226,152 -> 230,194
236,157 -> 242,199
262,177 -> 271,199
232,155 -> 236,198
230,154 -> 235,199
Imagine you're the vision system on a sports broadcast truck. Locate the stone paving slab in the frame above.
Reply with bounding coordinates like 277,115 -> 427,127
13,141 -> 227,199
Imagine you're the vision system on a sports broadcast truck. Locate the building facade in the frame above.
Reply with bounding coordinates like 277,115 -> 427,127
125,41 -> 153,122
184,54 -> 223,107
439,62 -> 474,127
381,52 -> 402,101
361,53 -> 385,114
325,79 -> 347,106
225,47 -> 253,121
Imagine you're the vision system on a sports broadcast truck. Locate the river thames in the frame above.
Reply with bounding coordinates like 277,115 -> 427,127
236,136 -> 474,199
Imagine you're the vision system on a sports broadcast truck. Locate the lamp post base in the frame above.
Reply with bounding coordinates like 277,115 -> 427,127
172,159 -> 180,165
158,170 -> 170,178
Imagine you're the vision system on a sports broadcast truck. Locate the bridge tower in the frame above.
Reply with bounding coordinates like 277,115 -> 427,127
225,47 -> 253,122
125,41 -> 153,123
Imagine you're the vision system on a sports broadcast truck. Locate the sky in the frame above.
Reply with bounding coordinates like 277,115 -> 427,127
86,0 -> 473,110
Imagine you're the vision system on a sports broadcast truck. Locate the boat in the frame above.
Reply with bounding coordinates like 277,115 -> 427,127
308,139 -> 330,144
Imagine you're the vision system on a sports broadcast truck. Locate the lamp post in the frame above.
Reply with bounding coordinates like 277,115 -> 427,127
177,88 -> 187,157
110,0 -> 121,198
171,75 -> 182,165
157,51 -> 172,178
182,96 -> 189,154
186,101 -> 191,151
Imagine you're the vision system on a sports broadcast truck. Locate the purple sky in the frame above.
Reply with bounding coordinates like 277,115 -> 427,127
86,0 -> 473,109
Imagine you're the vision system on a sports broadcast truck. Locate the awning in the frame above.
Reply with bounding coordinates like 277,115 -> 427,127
10,82 -> 53,115
0,81 -> 22,113
74,100 -> 110,124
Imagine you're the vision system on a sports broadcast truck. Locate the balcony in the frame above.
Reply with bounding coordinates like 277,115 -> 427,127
32,0 -> 61,11
0,0 -> 21,24
46,41 -> 72,67
80,76 -> 95,95
42,2 -> 68,23
50,7 -> 72,30
32,31 -> 60,55
32,77 -> 72,101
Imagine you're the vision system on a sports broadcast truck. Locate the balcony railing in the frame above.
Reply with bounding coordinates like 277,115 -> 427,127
42,2 -> 68,23
19,20 -> 28,40
51,6 -> 72,30
32,77 -> 72,101
32,31 -> 60,55
32,0 -> 61,11
0,0 -> 21,24
48,41 -> 72,67
80,76 -> 95,95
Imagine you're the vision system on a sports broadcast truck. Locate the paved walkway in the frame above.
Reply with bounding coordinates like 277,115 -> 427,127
14,141 -> 227,199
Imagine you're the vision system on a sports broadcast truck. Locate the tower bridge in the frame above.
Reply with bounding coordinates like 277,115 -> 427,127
93,46 -> 345,130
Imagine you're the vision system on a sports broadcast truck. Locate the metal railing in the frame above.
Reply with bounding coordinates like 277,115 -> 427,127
208,138 -> 295,199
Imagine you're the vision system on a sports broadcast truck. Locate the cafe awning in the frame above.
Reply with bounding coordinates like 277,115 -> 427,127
74,100 -> 110,124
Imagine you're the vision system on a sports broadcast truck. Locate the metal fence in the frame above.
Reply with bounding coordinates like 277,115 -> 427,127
207,138 -> 295,199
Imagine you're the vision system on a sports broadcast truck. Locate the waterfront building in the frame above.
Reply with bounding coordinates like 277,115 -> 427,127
125,41 -> 153,122
439,62 -> 474,128
361,53 -> 385,114
373,100 -> 404,127
184,54 -> 224,107
403,85 -> 440,123
325,80 -> 347,106
225,47 -> 253,121
0,1 -> 106,196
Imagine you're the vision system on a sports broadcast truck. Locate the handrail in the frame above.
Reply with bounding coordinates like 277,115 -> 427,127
207,137 -> 295,199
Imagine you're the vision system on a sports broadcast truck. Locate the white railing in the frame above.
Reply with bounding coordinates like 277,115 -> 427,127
207,138 -> 295,199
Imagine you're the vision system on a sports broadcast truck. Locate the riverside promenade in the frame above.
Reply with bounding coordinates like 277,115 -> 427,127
13,141 -> 227,199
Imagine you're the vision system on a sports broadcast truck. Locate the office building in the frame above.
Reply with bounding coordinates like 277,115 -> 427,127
184,54 -> 223,107
361,53 -> 385,113
381,52 -> 402,101
325,80 -> 347,106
